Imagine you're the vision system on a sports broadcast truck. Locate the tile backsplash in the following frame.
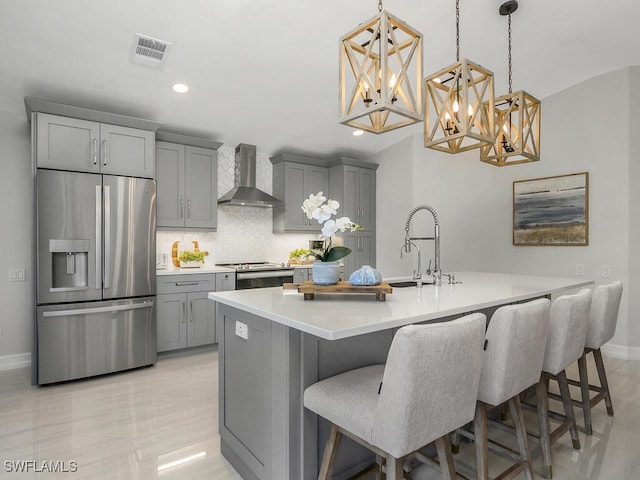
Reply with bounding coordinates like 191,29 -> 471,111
157,145 -> 318,265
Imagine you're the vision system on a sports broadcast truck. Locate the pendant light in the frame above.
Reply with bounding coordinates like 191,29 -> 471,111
339,0 -> 423,134
424,0 -> 495,153
480,1 -> 540,166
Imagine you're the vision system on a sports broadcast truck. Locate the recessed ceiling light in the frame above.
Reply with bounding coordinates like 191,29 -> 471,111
352,129 -> 364,136
172,83 -> 189,94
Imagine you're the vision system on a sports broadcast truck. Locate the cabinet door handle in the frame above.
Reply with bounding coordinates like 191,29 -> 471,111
360,208 -> 364,224
175,281 -> 199,286
189,300 -> 193,323
187,199 -> 191,220
182,301 -> 186,323
102,140 -> 108,166
92,139 -> 98,165
180,199 -> 184,220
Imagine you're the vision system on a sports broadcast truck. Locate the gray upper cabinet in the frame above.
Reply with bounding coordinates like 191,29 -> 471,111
156,137 -> 220,230
35,113 -> 155,178
329,158 -> 378,278
329,158 -> 377,232
271,154 -> 329,233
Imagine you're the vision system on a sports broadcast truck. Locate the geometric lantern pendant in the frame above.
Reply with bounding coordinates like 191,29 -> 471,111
424,58 -> 495,153
339,10 -> 423,134
480,90 -> 541,166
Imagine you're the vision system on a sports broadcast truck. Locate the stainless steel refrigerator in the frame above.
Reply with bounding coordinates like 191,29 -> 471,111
35,169 -> 156,385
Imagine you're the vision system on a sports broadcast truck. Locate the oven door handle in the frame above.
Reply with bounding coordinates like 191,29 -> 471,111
236,270 -> 294,280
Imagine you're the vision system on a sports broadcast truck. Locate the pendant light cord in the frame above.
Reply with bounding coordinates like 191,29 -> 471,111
508,11 -> 513,94
456,0 -> 460,61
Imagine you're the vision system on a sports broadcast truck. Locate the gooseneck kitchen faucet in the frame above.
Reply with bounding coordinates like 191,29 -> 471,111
402,205 -> 441,286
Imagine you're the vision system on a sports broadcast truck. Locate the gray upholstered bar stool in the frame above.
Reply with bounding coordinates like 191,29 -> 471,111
534,288 -> 592,479
303,313 -> 487,480
472,298 -> 550,480
567,281 -> 623,435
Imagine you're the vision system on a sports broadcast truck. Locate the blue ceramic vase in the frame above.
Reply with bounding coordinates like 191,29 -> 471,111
312,261 -> 340,285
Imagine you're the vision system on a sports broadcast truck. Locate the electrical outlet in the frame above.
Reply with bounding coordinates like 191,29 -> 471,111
575,264 -> 585,276
8,269 -> 26,282
235,321 -> 248,340
601,265 -> 611,278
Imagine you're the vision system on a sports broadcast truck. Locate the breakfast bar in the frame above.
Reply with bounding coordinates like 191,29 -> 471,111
208,272 -> 593,480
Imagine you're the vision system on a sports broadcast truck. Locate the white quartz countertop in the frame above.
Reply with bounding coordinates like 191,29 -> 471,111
157,265 -> 236,275
208,271 -> 593,340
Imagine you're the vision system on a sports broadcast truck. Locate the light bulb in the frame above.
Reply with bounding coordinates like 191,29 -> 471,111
467,104 -> 474,116
445,112 -> 451,120
503,122 -> 509,134
390,74 -> 397,88
452,100 -> 459,113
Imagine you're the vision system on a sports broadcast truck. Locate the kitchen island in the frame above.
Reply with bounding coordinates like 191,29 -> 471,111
208,272 -> 593,480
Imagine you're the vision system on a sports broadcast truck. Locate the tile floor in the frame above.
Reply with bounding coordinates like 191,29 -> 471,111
0,348 -> 638,479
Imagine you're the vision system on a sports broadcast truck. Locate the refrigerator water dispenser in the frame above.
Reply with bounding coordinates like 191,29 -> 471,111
50,239 -> 90,290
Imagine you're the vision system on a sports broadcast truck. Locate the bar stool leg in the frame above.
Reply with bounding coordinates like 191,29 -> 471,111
451,429 -> 460,454
593,348 -> 614,416
474,402 -> 489,480
557,370 -> 581,450
318,424 -> 342,480
375,455 -> 383,480
577,354 -> 593,435
385,455 -> 403,480
435,435 -> 456,480
509,396 -> 534,480
536,375 -> 553,478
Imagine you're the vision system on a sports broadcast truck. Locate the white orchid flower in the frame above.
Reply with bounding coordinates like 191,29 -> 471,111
326,199 -> 339,212
321,219 -> 339,238
312,206 -> 332,223
334,216 -> 353,232
302,192 -> 327,219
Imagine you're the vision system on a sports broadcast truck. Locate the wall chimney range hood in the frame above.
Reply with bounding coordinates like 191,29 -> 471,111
218,144 -> 283,208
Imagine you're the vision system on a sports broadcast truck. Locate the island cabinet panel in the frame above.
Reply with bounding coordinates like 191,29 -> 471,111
271,154 -> 329,233
216,303 -> 394,480
156,141 -> 218,230
36,112 -> 155,178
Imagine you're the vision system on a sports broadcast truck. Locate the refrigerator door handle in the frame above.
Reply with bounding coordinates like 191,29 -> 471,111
42,302 -> 154,318
95,185 -> 102,290
104,185 -> 111,289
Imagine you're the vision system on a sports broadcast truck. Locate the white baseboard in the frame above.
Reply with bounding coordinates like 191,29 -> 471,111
0,352 -> 31,371
602,343 -> 640,361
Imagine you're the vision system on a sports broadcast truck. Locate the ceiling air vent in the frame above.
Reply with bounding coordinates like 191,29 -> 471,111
130,34 -> 172,68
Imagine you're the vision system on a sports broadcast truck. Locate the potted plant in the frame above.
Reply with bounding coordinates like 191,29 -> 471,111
301,192 -> 361,285
178,250 -> 205,268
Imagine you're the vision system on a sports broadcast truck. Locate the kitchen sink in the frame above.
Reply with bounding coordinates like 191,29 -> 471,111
388,280 -> 434,288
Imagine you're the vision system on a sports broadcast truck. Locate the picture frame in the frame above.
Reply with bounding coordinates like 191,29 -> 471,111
513,172 -> 589,246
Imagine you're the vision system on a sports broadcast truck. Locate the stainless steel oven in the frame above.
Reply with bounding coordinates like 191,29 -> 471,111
216,262 -> 294,290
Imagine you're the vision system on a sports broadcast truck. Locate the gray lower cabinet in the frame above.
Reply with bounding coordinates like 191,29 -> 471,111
156,140 -> 219,229
293,267 -> 312,284
35,112 -> 155,178
157,272 -> 235,352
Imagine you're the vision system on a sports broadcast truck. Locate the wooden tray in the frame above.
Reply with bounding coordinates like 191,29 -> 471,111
285,281 -> 393,301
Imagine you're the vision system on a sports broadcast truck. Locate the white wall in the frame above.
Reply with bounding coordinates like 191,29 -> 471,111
0,110 -> 32,365
373,67 -> 637,357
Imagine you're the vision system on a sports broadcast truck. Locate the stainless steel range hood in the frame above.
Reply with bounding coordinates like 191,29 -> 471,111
218,144 -> 283,208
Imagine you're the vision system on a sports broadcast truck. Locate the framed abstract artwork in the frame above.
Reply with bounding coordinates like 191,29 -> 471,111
513,172 -> 589,246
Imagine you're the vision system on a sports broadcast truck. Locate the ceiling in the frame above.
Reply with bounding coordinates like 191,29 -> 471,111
1,0 -> 638,160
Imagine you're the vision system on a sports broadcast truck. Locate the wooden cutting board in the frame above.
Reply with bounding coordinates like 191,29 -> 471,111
286,281 -> 393,301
